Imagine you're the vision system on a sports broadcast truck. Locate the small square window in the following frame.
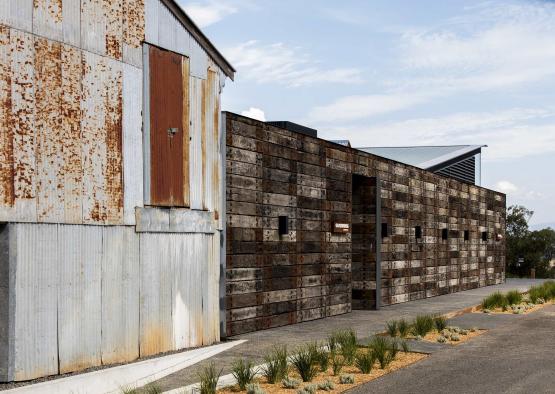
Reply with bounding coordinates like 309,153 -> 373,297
482,231 -> 488,242
464,230 -> 470,241
381,223 -> 389,238
442,228 -> 448,240
415,226 -> 422,239
278,216 -> 288,235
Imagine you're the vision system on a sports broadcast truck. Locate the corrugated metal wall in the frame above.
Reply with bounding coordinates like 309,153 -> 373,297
8,223 -> 220,381
1,0 -> 227,382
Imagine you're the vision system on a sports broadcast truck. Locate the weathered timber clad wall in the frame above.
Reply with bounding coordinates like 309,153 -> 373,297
225,113 -> 506,336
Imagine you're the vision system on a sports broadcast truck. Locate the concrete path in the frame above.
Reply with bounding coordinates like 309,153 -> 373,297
150,279 -> 545,392
349,303 -> 555,394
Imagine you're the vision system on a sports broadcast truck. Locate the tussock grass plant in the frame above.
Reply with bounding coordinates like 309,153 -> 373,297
291,345 -> 318,382
315,348 -> 329,372
354,349 -> 375,374
246,383 -> 266,394
297,384 -> 317,394
529,281 -> 555,303
386,320 -> 398,337
231,359 -> 258,391
281,377 -> 300,389
433,315 -> 448,332
330,351 -> 345,376
262,345 -> 288,384
506,290 -> 523,305
198,362 -> 222,394
412,315 -> 434,337
317,380 -> 335,391
336,329 -> 358,365
339,374 -> 355,384
401,340 -> 410,353
397,319 -> 410,338
481,292 -> 508,310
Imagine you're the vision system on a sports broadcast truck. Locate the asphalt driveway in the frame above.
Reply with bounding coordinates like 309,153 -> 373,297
349,304 -> 555,394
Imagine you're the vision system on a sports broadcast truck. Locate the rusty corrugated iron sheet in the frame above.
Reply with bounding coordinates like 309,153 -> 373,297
0,25 -> 14,209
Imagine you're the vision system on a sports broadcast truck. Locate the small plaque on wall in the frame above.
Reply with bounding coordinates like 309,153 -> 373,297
333,222 -> 350,233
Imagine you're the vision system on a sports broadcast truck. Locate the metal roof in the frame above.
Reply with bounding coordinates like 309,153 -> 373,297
164,0 -> 236,80
356,145 -> 485,170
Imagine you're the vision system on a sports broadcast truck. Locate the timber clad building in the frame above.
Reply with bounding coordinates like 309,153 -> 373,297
0,0 -> 505,384
224,113 -> 506,336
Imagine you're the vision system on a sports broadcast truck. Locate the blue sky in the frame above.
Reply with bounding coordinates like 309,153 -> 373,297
179,0 -> 555,227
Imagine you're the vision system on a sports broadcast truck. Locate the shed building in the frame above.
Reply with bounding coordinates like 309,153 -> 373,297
0,0 -> 233,382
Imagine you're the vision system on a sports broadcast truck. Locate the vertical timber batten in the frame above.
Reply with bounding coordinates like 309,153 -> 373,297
375,176 -> 381,310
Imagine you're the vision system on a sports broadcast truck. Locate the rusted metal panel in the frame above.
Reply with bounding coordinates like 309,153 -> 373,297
12,223 -> 58,381
139,233 -> 173,356
101,226 -> 140,365
0,26 -> 14,218
123,63 -> 143,225
149,45 -> 185,206
32,0 -> 63,41
123,0 -> 145,67
81,0 -> 106,56
58,224 -> 102,374
201,77 -> 207,209
61,44 -> 83,223
35,37 -> 64,222
81,51 -> 124,224
11,29 -> 36,222
105,0 -> 124,60
189,76 -> 203,209
3,0 -> 33,32
62,0 -> 80,46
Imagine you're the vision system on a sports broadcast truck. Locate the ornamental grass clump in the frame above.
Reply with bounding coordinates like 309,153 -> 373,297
291,345 -> 318,382
433,315 -> 448,332
330,351 -> 345,376
262,345 -> 288,384
282,377 -> 300,389
354,349 -> 375,374
386,320 -> 398,337
339,374 -> 355,384
297,384 -> 317,394
198,362 -> 222,394
246,383 -> 266,394
369,335 -> 396,369
317,380 -> 335,391
231,359 -> 258,391
481,292 -> 508,310
337,329 -> 358,365
412,315 -> 434,337
315,348 -> 329,372
506,290 -> 523,306
397,318 -> 410,338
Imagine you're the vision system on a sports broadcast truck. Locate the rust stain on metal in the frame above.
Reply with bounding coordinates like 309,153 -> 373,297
140,325 -> 172,357
61,44 -> 83,223
123,0 -> 145,48
104,0 -> 123,60
11,29 -> 36,201
35,37 -> 64,221
209,70 -> 219,219
201,78 -> 207,210
104,60 -> 124,223
33,0 -> 63,24
0,25 -> 14,207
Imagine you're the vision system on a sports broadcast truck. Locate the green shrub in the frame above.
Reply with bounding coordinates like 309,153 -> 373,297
198,362 -> 222,394
397,319 -> 410,338
433,315 -> 448,332
354,349 -> 375,374
291,346 -> 318,382
282,377 -> 300,389
330,351 -> 344,376
339,374 -> 355,384
506,290 -> 523,305
386,320 -> 398,337
262,345 -> 288,384
231,359 -> 258,391
481,292 -> 508,310
412,315 -> 434,337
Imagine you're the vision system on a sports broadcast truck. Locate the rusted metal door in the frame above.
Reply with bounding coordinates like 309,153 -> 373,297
149,46 -> 187,206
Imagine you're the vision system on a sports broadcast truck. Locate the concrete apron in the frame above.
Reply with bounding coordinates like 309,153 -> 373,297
4,340 -> 246,394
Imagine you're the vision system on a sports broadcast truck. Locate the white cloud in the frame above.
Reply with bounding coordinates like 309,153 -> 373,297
317,108 -> 555,160
495,180 -> 518,193
224,41 -> 363,87
181,1 -> 237,28
241,107 -> 266,121
307,93 -> 429,123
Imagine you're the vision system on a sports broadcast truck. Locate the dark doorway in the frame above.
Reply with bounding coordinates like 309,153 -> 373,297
351,175 -> 379,310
